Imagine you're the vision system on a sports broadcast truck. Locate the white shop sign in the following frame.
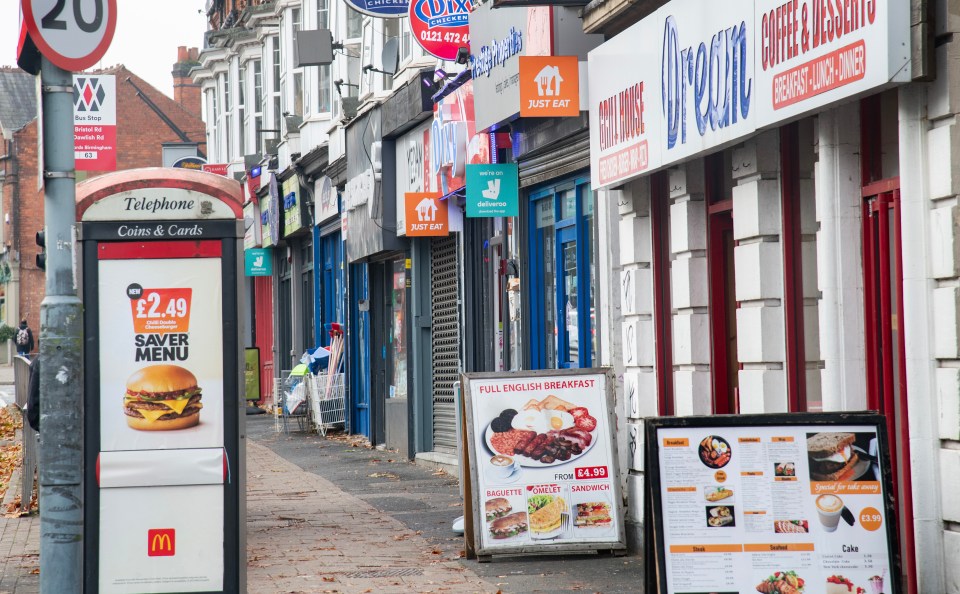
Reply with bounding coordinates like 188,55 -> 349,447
469,3 -> 552,132
588,0 -> 910,189
394,121 -> 432,236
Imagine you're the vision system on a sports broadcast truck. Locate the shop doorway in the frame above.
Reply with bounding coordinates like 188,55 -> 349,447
860,92 -> 916,594
528,175 -> 595,370
277,249 -> 294,370
705,153 -> 739,414
862,181 -> 916,594
348,263 -> 370,437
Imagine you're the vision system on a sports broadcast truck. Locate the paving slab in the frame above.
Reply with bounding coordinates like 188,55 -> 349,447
247,416 -> 646,594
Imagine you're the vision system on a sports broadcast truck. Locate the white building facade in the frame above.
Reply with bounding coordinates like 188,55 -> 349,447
587,0 -> 956,590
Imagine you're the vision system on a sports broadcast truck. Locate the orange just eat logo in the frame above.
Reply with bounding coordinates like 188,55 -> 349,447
404,192 -> 449,236
519,56 -> 580,117
148,529 -> 176,556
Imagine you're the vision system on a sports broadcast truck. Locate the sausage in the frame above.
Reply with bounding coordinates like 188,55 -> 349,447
513,432 -> 537,455
522,434 -> 548,458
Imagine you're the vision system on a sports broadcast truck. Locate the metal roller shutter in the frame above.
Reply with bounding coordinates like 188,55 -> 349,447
518,131 -> 590,188
430,235 -> 461,454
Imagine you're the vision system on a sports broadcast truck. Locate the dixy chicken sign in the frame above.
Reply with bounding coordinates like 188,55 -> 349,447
519,56 -> 580,117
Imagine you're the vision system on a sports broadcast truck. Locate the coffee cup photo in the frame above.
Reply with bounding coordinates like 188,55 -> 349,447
489,455 -> 520,479
815,494 -> 856,532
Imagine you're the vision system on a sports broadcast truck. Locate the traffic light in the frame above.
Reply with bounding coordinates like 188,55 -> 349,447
36,230 -> 45,271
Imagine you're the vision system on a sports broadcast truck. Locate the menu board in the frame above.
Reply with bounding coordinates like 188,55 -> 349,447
462,370 -> 626,557
646,414 -> 900,594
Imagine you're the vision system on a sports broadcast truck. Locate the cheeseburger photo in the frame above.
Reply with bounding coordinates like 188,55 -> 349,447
124,364 -> 203,431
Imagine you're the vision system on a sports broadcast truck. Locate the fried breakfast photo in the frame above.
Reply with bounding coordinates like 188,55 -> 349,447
123,364 -> 203,431
487,397 -> 597,466
699,435 -> 731,469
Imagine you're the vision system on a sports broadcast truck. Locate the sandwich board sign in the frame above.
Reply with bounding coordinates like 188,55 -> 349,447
645,413 -> 900,594
461,369 -> 626,559
77,167 -> 246,593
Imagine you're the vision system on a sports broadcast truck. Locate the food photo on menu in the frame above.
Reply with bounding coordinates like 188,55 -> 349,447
573,500 -> 612,529
703,486 -> 733,502
483,490 -> 529,542
806,432 -> 880,482
699,435 -> 731,468
772,519 -> 809,534
773,461 -> 796,477
755,571 -> 805,594
527,492 -> 569,540
488,512 -> 528,541
485,395 -> 598,472
705,505 -> 735,528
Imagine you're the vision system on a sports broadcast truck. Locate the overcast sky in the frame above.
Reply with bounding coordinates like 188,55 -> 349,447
2,1 -> 208,99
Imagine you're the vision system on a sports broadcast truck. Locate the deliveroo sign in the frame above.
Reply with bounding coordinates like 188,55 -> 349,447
466,164 -> 519,217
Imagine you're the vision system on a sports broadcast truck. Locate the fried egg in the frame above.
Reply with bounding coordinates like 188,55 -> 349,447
511,409 -> 575,433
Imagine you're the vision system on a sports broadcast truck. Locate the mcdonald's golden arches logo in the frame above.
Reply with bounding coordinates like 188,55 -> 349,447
147,528 -> 176,557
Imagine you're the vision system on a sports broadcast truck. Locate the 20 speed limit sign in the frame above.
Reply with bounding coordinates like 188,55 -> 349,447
22,0 -> 117,71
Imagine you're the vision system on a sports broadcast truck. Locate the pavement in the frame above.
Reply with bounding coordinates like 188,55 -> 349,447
0,382 -> 644,593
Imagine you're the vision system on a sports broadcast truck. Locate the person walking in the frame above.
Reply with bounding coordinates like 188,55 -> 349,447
16,319 -> 34,359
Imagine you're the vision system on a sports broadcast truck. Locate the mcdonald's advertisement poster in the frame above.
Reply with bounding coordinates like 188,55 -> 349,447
99,484 -> 224,593
98,253 -> 224,451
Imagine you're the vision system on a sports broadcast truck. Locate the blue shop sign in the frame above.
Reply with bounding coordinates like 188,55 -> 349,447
345,0 -> 408,18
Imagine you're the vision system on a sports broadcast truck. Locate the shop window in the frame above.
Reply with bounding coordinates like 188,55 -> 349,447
705,152 -> 739,414
650,172 -> 674,416
237,60 -> 246,157
527,176 -> 595,369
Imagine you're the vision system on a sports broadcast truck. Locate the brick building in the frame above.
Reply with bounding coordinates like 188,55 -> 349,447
0,68 -> 38,332
0,53 -> 206,346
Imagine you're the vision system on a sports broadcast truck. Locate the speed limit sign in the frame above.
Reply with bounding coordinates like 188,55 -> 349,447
21,0 -> 117,71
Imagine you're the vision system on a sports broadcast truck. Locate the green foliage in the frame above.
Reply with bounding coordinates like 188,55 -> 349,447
0,325 -> 16,343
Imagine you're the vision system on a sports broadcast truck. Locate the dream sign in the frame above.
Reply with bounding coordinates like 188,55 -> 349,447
410,0 -> 470,61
